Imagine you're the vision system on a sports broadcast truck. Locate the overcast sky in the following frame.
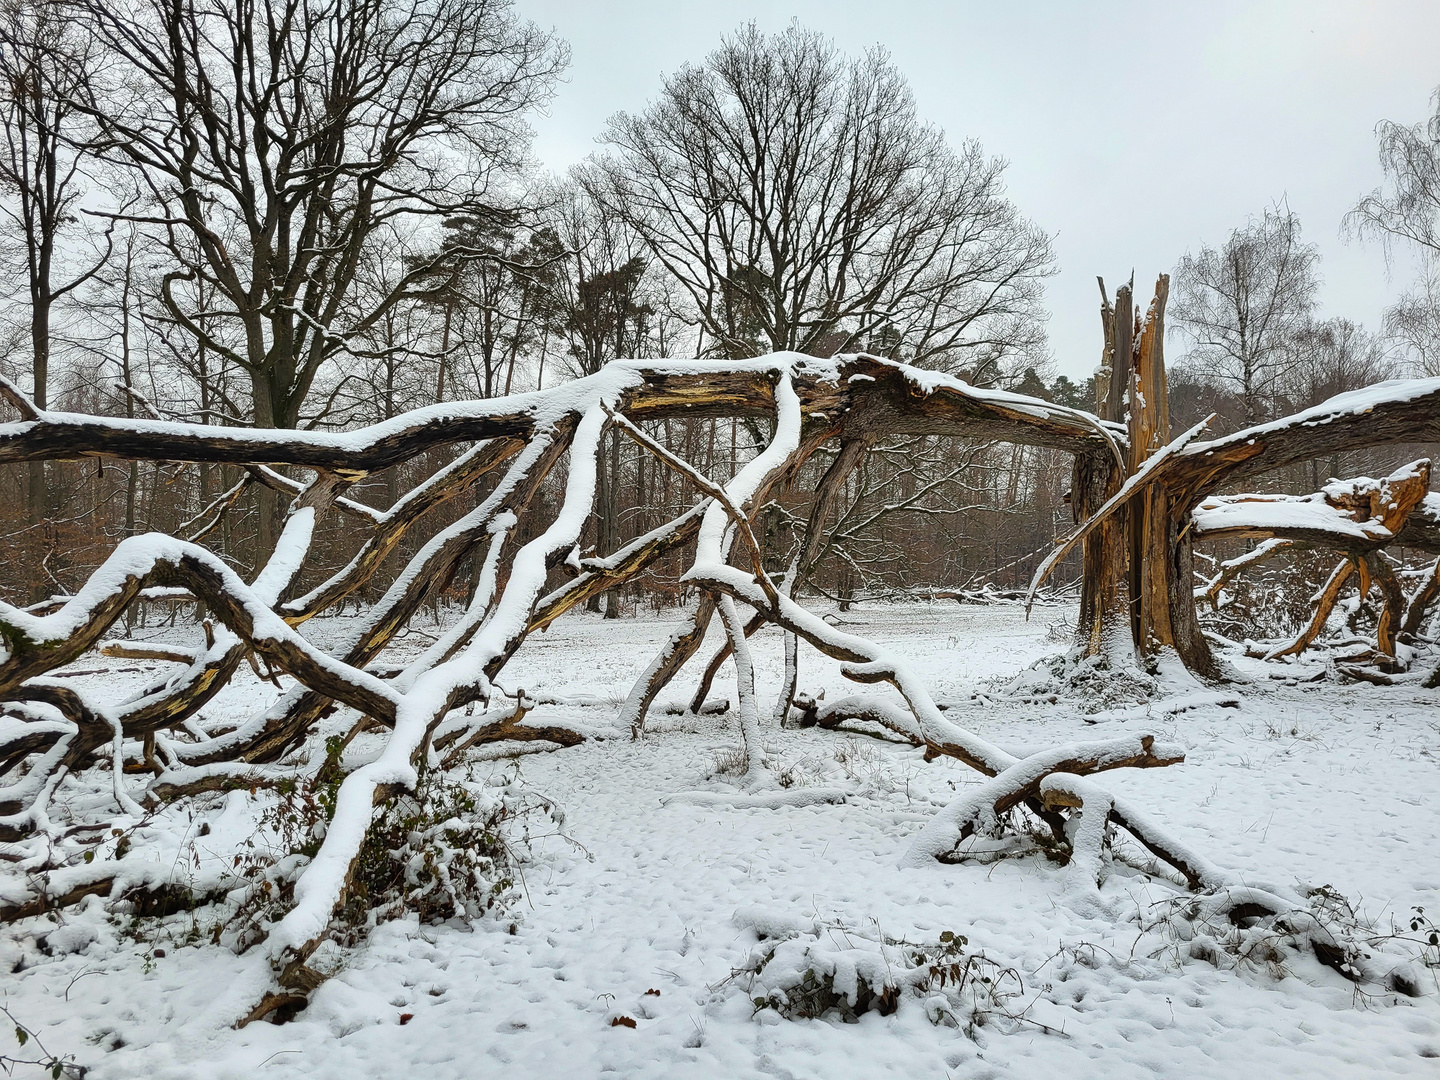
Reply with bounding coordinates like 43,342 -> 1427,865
520,0 -> 1440,381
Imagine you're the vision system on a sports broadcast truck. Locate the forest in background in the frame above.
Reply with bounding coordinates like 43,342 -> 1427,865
0,2 -> 1437,632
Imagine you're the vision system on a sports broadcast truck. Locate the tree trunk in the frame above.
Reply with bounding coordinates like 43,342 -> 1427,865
603,428 -> 622,619
26,294 -> 52,602
1166,505 -> 1215,675
1073,450 -> 1130,659
1128,276 -> 1176,656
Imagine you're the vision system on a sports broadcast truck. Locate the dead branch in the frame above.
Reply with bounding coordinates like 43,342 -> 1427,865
1196,539 -> 1295,607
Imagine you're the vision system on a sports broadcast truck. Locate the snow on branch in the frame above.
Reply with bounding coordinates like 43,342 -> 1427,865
1192,459 -> 1433,550
0,354 -> 1116,471
1169,377 -> 1440,492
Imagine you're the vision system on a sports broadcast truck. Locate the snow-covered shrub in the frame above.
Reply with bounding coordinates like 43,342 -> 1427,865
225,764 -> 556,953
1143,882 -> 1431,996
1004,649 -> 1157,707
733,911 -> 1026,1036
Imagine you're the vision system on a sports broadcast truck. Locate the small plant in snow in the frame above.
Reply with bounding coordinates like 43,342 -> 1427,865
731,912 -> 1038,1038
1142,882 -> 1429,995
2,1003 -> 84,1078
1402,907 -> 1440,969
339,764 -> 556,931
829,736 -> 916,795
709,746 -> 751,778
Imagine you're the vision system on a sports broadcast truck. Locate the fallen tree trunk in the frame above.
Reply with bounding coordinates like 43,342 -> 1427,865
3,348 -> 1434,1025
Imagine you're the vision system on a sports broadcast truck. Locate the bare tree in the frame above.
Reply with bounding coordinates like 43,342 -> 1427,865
1284,317 -> 1393,411
1348,86 -> 1440,375
414,211 -> 564,400
545,179 -> 664,615
0,0 -> 110,580
589,22 -> 1052,368
1384,266 -> 1440,376
1282,317 -> 1398,488
546,179 -> 662,377
1171,204 -> 1319,426
69,0 -> 565,552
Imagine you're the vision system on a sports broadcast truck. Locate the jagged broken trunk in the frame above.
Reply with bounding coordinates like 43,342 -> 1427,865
1072,275 -> 1214,674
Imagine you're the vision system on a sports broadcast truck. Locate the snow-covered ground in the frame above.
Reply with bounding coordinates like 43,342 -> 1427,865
6,601 -> 1440,1078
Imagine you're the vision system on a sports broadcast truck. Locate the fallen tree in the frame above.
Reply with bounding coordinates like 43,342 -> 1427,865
1,354 -> 1196,1022
1189,461 -> 1440,672
1037,275 -> 1440,680
2,344 -> 1434,1022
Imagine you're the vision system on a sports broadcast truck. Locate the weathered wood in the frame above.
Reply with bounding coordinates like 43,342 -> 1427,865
1395,498 -> 1440,553
990,736 -> 1181,817
0,356 -> 1117,470
282,437 -> 527,623
1165,382 -> 1440,505
1075,279 -> 1125,658
1129,276 -> 1170,469
1402,558 -> 1440,638
1191,461 -> 1433,551
215,425 -> 577,765
624,595 -> 718,735
1109,282 -> 1133,426
1167,511 -> 1217,676
1129,276 -> 1177,655
1267,559 -> 1354,659
1364,552 -> 1406,659
1034,415 -> 1212,606
1094,278 -> 1115,421
1073,450 -> 1130,658
688,609 -> 766,715
98,641 -> 197,663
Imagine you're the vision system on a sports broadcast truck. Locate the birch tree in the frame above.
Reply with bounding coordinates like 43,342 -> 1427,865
1171,204 -> 1319,426
1349,86 -> 1440,375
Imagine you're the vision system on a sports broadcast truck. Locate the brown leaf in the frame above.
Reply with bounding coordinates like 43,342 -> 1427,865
399,1013 -> 414,1025
610,1016 -> 637,1029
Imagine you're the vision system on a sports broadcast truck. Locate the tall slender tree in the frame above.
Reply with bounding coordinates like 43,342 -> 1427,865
1348,86 -> 1440,376
0,0 -> 110,580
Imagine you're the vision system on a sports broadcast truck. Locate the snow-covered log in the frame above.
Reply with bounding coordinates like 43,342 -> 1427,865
1167,379 -> 1440,499
0,355 -> 1118,469
1191,460 -> 1434,551
902,735 -> 1182,867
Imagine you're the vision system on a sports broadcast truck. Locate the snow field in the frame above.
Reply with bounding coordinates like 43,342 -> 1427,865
5,602 -> 1440,1078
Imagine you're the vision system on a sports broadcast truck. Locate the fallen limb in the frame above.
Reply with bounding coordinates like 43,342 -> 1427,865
1265,559 -> 1354,660
1195,539 -> 1295,607
902,735 -> 1183,867
98,641 -> 200,664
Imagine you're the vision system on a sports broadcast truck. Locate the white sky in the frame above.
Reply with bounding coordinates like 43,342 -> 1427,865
521,0 -> 1440,380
